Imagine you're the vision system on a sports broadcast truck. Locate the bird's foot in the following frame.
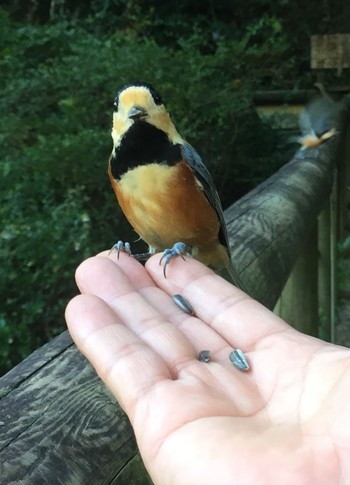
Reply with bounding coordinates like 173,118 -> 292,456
159,242 -> 189,278
109,240 -> 132,258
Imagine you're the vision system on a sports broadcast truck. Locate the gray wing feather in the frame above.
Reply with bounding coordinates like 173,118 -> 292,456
181,143 -> 248,292
181,143 -> 229,249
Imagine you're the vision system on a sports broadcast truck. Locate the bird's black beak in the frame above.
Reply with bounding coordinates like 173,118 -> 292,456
128,105 -> 147,121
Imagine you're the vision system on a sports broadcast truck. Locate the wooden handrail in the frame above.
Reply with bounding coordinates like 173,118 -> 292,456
227,135 -> 339,308
1,98 -> 349,484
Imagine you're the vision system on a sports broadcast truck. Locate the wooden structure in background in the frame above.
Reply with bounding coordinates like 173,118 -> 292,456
0,97 -> 349,484
274,34 -> 350,337
311,34 -> 350,70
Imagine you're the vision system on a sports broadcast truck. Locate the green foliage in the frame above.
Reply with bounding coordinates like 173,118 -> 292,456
0,186 -> 90,371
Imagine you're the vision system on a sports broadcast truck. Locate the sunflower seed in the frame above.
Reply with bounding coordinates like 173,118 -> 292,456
198,350 -> 210,363
229,349 -> 249,371
172,294 -> 194,315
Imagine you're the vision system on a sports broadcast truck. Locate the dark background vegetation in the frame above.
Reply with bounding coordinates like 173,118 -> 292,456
1,0 -> 349,374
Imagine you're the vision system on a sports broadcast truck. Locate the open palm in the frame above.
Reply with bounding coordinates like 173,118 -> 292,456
66,252 -> 350,485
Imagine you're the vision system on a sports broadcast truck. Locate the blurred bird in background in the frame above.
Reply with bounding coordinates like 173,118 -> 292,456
108,82 -> 247,291
297,82 -> 339,149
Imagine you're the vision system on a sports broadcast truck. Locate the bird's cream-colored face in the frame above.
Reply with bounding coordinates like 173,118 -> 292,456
116,86 -> 162,120
111,86 -> 183,149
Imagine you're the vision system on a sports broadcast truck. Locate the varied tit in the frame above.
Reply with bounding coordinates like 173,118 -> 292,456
108,82 -> 246,290
297,83 -> 339,149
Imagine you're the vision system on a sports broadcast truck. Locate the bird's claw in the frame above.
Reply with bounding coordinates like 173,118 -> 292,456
109,240 -> 131,259
159,242 -> 188,278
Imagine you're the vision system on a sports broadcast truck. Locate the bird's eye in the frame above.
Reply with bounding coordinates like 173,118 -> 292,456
113,96 -> 119,112
149,87 -> 163,106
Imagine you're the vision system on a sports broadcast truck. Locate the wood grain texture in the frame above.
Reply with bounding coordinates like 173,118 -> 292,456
1,99 -> 348,484
0,332 -> 151,484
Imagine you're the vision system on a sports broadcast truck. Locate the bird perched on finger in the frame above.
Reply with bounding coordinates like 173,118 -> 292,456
108,81 -> 247,291
297,83 -> 339,150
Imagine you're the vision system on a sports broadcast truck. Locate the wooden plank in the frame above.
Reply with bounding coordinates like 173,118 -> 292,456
318,201 -> 332,341
336,127 -> 350,241
0,331 -> 74,399
253,89 -> 316,104
253,88 -> 350,105
0,331 -> 151,484
311,34 -> 350,69
330,175 -> 337,343
277,226 -> 319,336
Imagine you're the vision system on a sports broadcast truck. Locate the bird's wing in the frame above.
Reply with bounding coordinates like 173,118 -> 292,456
181,143 -> 248,292
181,142 -> 229,250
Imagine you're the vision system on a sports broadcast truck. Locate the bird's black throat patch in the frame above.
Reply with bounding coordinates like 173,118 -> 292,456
110,122 -> 182,180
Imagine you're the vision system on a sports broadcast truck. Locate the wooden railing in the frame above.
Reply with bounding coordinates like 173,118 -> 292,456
227,116 -> 349,331
1,97 -> 349,484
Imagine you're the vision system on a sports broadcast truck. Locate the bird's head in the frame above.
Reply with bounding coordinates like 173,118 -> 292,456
111,82 -> 183,148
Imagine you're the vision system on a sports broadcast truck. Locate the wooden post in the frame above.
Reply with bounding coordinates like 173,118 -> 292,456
337,127 -> 350,242
317,185 -> 335,342
276,225 -> 319,336
330,173 -> 338,343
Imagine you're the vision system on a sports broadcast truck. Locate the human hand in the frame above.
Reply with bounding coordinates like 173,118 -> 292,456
65,252 -> 350,485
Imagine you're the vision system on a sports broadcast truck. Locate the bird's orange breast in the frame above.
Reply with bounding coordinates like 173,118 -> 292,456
109,160 -> 227,267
